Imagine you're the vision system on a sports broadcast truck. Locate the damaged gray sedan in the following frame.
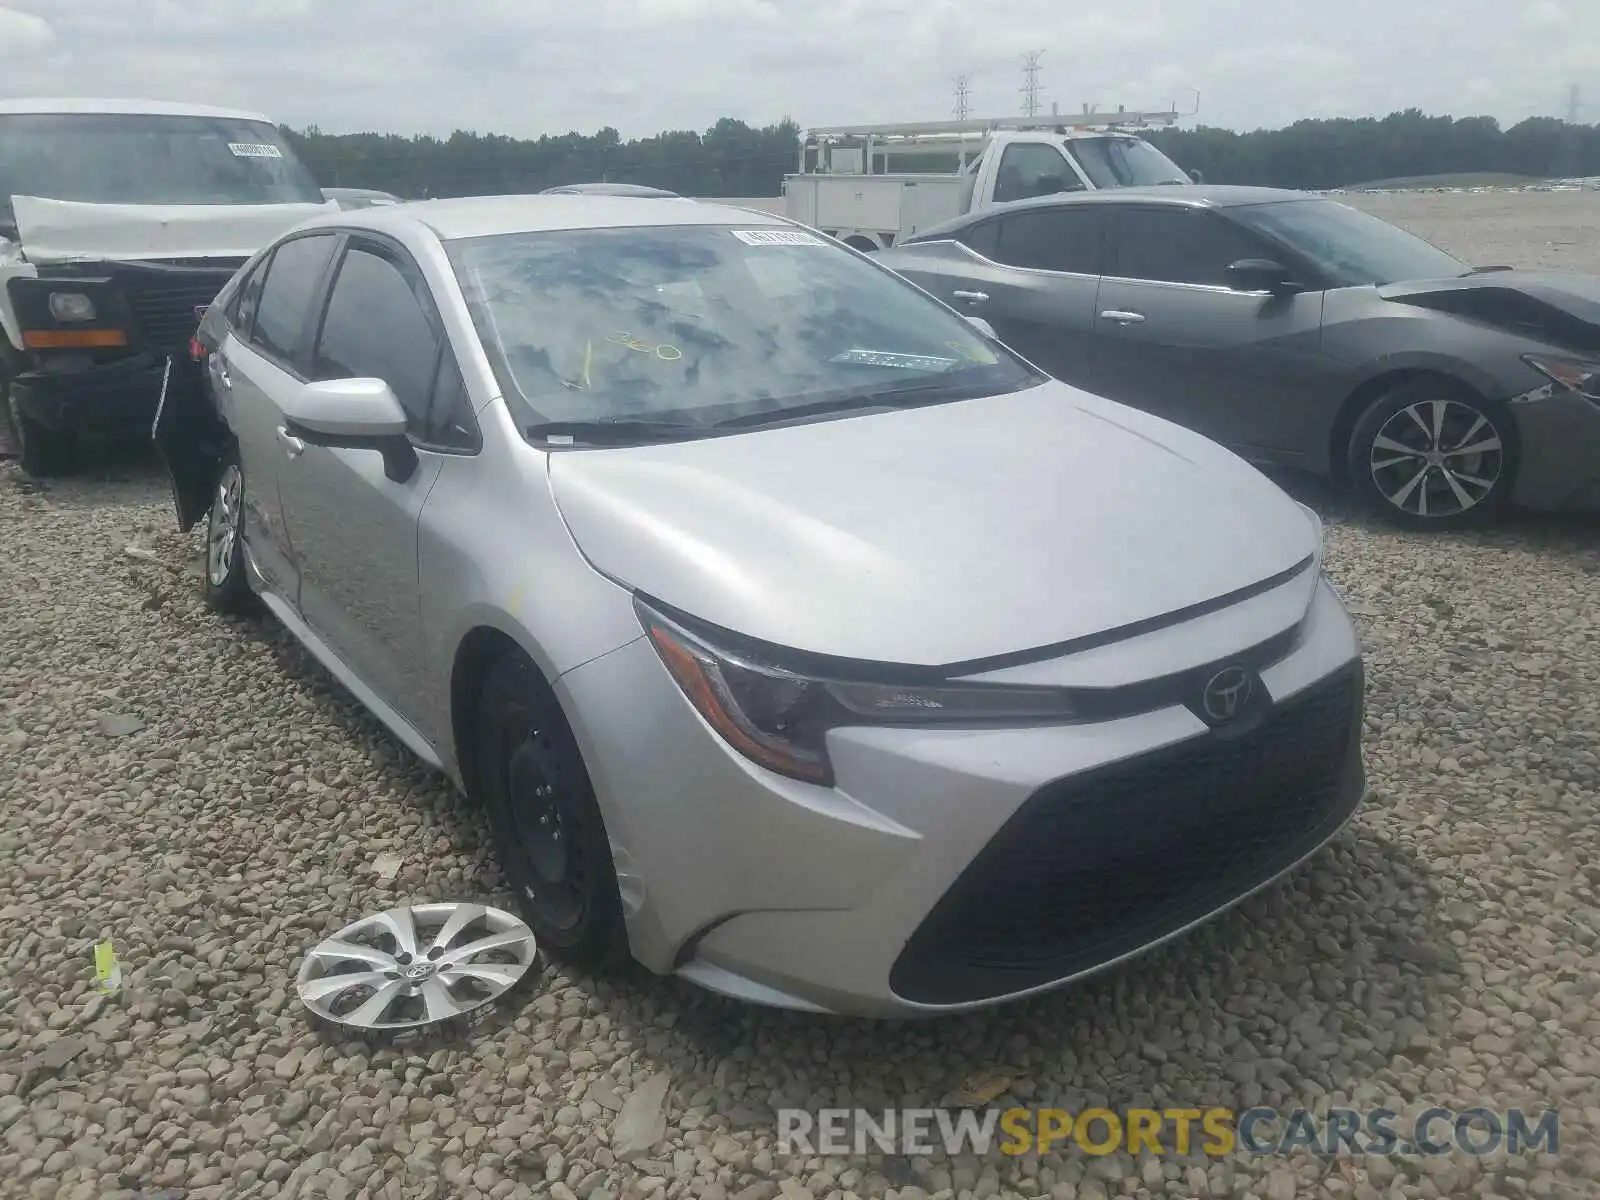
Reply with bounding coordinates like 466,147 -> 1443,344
874,186 -> 1600,529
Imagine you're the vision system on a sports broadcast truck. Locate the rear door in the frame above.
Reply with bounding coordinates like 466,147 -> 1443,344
932,205 -> 1107,391
1092,205 -> 1329,456
212,231 -> 342,600
276,234 -> 477,728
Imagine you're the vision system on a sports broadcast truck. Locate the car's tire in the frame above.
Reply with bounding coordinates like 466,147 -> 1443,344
1346,378 -> 1518,531
473,654 -> 629,973
202,451 -> 256,614
5,395 -> 72,478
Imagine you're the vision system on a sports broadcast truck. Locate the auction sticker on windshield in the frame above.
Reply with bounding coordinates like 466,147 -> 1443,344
227,143 -> 283,159
732,230 -> 825,247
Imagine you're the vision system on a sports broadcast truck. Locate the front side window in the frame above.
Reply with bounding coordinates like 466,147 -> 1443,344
1111,208 -> 1271,287
313,245 -> 440,425
250,234 -> 338,365
0,113 -> 325,207
993,144 -> 1084,204
447,224 -> 1040,438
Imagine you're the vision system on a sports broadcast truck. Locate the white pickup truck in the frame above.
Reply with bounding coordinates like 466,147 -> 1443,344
782,111 -> 1197,252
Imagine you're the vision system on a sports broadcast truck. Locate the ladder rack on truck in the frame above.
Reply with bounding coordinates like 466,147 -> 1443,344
782,105 -> 1196,252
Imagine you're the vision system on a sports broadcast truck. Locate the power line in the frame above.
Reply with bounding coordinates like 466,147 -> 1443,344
1020,51 -> 1045,119
953,74 -> 973,122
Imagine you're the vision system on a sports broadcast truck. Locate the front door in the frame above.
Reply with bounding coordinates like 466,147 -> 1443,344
1091,205 -> 1330,459
274,236 -> 459,731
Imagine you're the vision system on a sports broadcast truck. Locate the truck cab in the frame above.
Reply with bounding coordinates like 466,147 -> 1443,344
783,112 -> 1195,253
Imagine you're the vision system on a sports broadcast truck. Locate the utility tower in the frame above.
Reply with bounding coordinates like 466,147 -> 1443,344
1565,84 -> 1581,124
1020,51 -> 1045,119
953,74 -> 972,122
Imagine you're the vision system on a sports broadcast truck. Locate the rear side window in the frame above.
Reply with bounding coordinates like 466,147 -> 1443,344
249,234 -> 337,365
991,208 -> 1103,274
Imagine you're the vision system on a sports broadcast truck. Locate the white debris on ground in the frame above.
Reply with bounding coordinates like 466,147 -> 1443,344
2,194 -> 1599,1200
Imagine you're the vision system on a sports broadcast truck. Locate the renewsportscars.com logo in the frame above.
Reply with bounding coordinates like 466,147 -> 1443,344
777,1106 -> 1561,1159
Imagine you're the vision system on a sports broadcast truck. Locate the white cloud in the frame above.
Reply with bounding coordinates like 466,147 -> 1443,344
0,5 -> 51,55
0,0 -> 1593,137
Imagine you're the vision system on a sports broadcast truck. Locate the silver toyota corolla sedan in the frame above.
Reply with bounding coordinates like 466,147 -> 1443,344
154,195 -> 1368,1017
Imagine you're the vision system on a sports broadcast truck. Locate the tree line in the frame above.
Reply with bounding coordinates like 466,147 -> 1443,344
279,108 -> 1600,200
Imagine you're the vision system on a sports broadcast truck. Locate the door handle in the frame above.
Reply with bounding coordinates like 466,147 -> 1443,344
276,425 -> 305,457
212,356 -> 232,391
1099,309 -> 1147,324
951,290 -> 989,304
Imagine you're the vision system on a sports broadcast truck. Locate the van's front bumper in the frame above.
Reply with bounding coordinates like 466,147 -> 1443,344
558,572 -> 1367,1018
9,352 -> 167,438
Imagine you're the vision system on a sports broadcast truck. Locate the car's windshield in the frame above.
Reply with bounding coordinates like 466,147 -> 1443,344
447,223 -> 1039,439
0,113 -> 325,207
1065,136 -> 1190,188
1231,198 -> 1470,287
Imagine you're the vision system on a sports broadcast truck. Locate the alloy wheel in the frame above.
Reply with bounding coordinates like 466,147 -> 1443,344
1368,399 -> 1505,520
207,464 -> 243,587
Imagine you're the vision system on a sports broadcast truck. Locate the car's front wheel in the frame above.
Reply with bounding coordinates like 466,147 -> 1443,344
1347,379 -> 1517,530
474,654 -> 629,972
203,453 -> 255,614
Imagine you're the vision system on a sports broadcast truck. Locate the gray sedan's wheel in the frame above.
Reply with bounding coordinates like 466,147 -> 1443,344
1347,380 -> 1517,530
474,655 -> 629,972
295,902 -> 539,1043
203,453 -> 256,614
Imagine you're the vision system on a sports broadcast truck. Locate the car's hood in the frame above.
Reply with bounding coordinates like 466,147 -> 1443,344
1379,269 -> 1600,351
10,194 -> 339,263
548,381 -> 1319,668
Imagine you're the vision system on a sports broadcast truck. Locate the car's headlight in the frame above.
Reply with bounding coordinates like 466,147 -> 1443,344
635,598 -> 1078,786
1523,354 -> 1600,405
47,291 -> 97,322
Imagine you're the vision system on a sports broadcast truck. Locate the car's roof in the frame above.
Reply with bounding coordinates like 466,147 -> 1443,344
301,194 -> 790,241
0,96 -> 275,123
907,185 -> 1316,242
540,182 -> 681,198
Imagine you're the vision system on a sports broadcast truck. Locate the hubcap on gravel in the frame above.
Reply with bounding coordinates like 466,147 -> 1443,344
1369,399 -> 1504,519
295,902 -> 538,1035
207,464 -> 243,586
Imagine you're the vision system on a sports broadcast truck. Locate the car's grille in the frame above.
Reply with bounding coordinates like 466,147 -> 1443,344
127,275 -> 235,353
888,662 -> 1366,1006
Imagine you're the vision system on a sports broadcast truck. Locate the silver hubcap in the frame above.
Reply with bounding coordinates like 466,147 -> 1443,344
1369,399 -> 1504,519
296,902 -> 538,1033
206,465 -> 242,587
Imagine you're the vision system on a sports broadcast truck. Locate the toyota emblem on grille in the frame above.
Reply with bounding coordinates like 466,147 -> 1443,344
1200,666 -> 1252,722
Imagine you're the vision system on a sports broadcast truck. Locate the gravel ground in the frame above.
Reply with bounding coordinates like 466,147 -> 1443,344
3,193 -> 1600,1200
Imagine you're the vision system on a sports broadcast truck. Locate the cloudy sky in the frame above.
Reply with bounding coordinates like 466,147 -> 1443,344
1,0 -> 1595,140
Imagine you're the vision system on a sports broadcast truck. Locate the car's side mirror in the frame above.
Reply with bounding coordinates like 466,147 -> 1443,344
283,377 -> 418,483
1226,258 -> 1298,294
965,315 -> 997,339
1188,168 -> 1204,184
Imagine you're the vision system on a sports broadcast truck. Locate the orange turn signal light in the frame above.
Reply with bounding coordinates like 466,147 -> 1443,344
21,328 -> 128,349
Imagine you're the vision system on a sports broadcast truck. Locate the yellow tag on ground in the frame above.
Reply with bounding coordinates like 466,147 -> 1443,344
92,941 -> 122,992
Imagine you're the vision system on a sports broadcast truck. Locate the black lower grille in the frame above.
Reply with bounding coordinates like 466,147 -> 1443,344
889,662 -> 1366,1006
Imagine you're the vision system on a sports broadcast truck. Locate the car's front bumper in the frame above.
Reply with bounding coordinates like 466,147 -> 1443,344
557,572 -> 1365,1018
1510,384 -> 1600,513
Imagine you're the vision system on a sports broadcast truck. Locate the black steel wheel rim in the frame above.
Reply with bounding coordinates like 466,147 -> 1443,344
497,703 -> 588,932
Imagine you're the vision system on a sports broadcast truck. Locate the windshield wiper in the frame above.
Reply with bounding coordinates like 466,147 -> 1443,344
525,419 -> 705,445
1467,264 -> 1513,274
714,379 -> 995,431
